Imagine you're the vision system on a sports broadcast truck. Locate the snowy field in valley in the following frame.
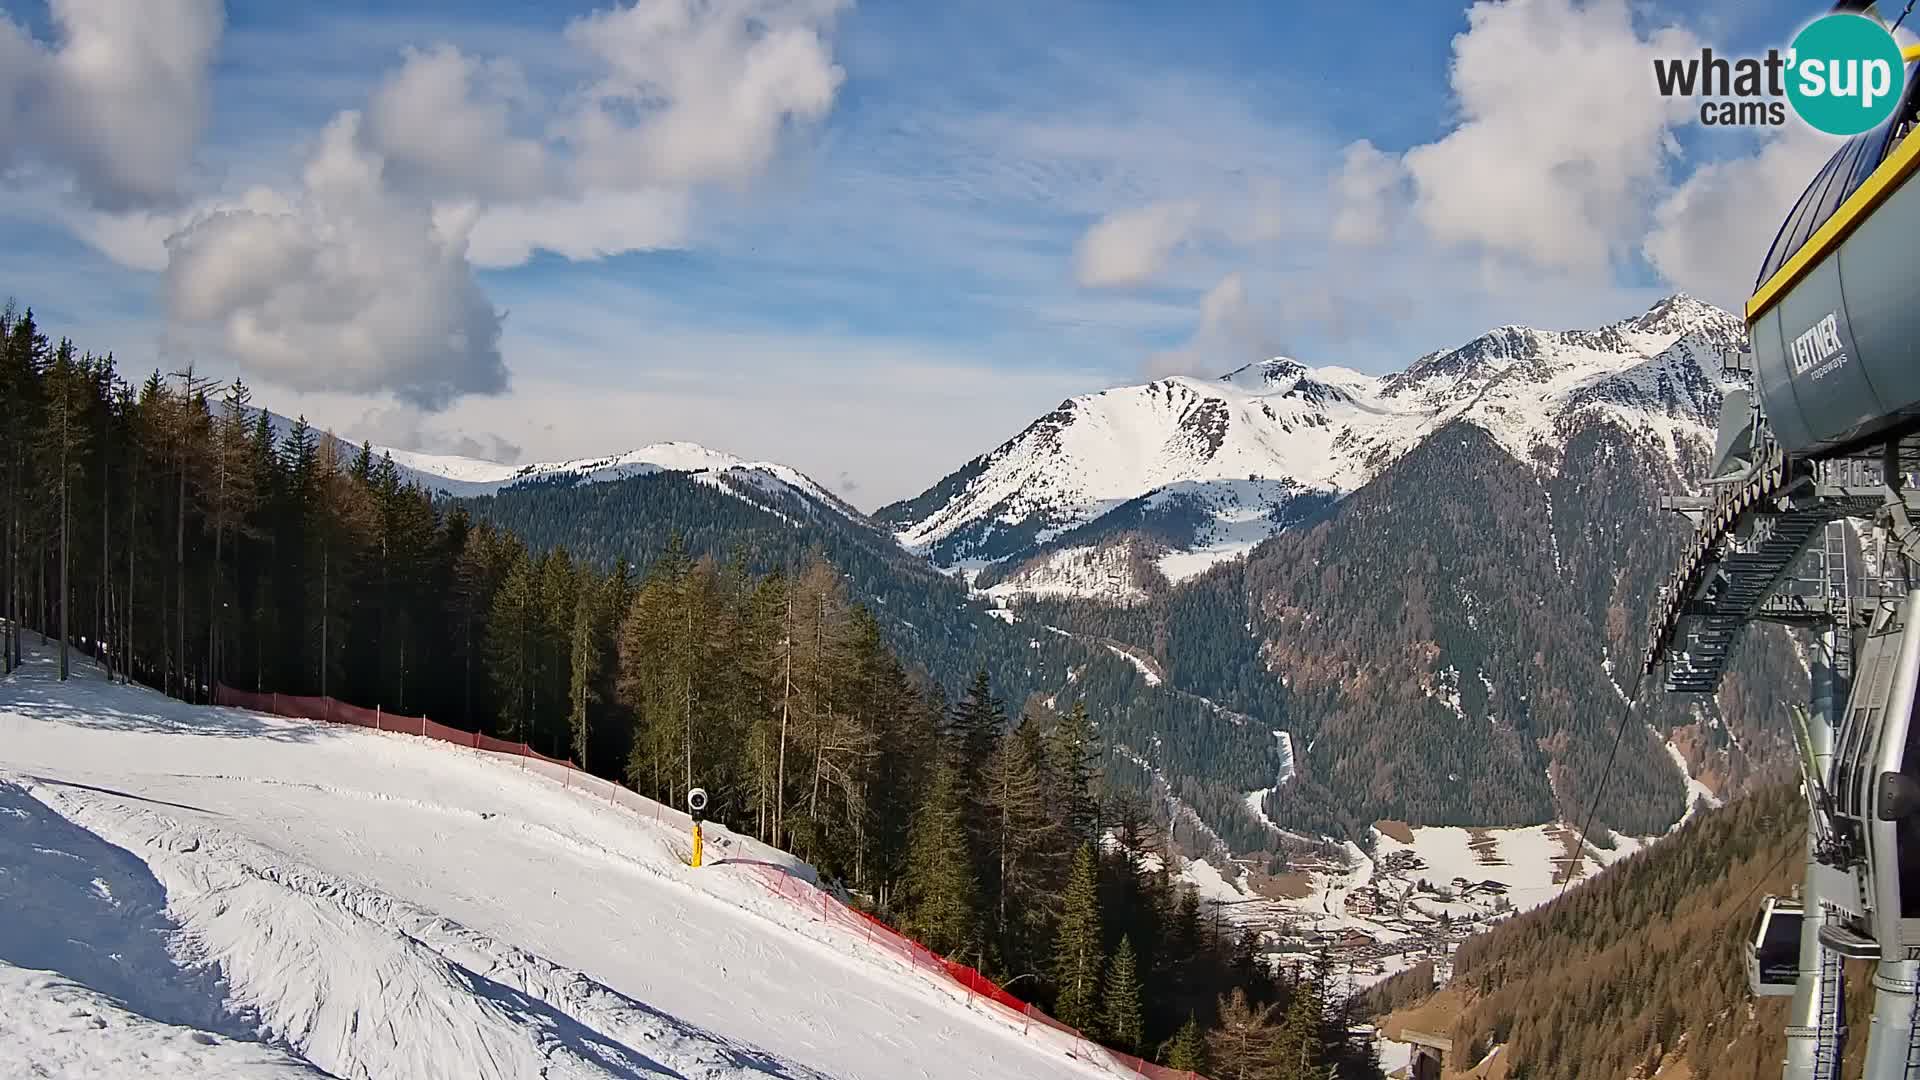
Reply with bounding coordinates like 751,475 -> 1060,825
1167,817 -> 1652,991
0,646 -> 1120,1080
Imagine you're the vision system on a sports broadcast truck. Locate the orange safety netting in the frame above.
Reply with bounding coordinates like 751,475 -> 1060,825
737,862 -> 1208,1080
212,682 -> 1204,1079
214,683 -> 573,766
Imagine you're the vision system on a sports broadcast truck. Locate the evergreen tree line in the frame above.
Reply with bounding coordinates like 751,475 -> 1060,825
0,303 -> 1375,1077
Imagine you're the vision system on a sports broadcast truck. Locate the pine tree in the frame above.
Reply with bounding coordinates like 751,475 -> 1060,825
487,546 -> 541,741
1276,976 -> 1326,1079
37,339 -> 89,680
902,757 -> 976,957
1206,988 -> 1281,1080
568,572 -> 606,768
1053,842 -> 1105,1032
1102,934 -> 1144,1054
981,714 -> 1063,972
1046,701 -> 1101,844
1166,1013 -> 1206,1072
949,669 -> 1004,781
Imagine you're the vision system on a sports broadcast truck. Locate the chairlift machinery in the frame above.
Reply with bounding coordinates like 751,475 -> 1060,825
1644,5 -> 1920,1077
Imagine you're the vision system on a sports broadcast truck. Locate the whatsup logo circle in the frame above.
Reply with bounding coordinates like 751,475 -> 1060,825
1787,13 -> 1906,136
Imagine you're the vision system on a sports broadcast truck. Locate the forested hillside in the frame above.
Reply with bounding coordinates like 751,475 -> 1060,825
1034,416 -> 1802,840
0,302 -> 1378,1075
464,469 -> 1293,854
1366,782 -> 1879,1080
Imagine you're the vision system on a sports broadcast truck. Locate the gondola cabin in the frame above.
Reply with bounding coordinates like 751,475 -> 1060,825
1748,41 -> 1920,457
1749,896 -> 1805,996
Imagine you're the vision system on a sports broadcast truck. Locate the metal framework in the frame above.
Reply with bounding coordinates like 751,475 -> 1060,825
1645,369 -> 1920,1078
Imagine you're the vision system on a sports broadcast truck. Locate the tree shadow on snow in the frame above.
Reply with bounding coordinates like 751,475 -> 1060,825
451,959 -> 838,1080
0,781 -> 275,1042
0,650 -> 345,746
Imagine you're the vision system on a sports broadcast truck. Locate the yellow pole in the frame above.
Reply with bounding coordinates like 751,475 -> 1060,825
691,821 -> 704,868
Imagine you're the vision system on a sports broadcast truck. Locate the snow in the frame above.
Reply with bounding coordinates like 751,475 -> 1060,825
981,544 -> 1150,605
891,295 -> 1743,594
1274,731 -> 1296,784
1426,666 -> 1467,723
1181,856 -> 1256,906
1244,789 -> 1277,832
1105,644 -> 1162,686
1663,734 -> 1724,828
379,439 -> 851,520
1367,823 -> 1635,915
0,649 -> 1116,1080
0,963 -> 325,1079
1376,1037 -> 1413,1077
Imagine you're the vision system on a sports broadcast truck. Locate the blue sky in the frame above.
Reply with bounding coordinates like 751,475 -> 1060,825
0,0 -> 1846,504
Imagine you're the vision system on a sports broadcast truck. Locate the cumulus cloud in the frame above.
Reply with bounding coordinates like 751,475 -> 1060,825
563,0 -> 849,190
1331,140 -> 1405,248
1075,200 -> 1202,288
1144,272 -> 1280,378
365,44 -> 551,202
1643,127 -> 1833,309
140,0 -> 855,412
0,0 -> 223,210
164,113 -> 508,411
1401,0 -> 1696,274
354,405 -> 524,463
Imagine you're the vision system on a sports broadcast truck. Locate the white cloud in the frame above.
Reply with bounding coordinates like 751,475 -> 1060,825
164,113 -> 508,410
1401,0 -> 1696,274
1331,139 -> 1405,248
563,0 -> 848,190
1144,272 -> 1279,378
1644,127 -> 1832,309
353,405 -> 524,463
1075,200 -> 1201,288
0,0 -> 223,210
129,0 -> 856,412
451,190 -> 692,269
365,44 -> 551,201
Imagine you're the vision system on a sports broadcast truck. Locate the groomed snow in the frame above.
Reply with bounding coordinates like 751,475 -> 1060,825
0,648 -> 1116,1080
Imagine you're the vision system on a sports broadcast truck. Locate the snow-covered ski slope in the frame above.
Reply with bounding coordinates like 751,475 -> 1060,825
0,648 -> 1118,1079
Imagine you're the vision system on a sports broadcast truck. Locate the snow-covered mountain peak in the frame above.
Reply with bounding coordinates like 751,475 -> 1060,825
246,408 -> 851,519
1626,292 -> 1740,341
1218,357 -> 1363,408
884,295 -> 1746,597
390,439 -> 852,515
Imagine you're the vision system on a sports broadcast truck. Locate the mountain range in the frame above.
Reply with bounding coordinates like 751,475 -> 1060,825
330,292 -> 1792,851
877,292 -> 1744,601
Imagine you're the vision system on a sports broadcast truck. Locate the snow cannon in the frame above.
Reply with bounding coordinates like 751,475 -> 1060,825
686,787 -> 707,868
1747,42 -> 1920,458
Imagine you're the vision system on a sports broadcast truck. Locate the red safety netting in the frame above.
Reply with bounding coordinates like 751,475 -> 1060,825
214,683 -> 575,769
738,862 -> 1209,1080
211,682 -> 1201,1079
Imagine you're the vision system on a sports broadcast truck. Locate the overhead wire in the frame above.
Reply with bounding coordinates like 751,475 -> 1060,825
1556,667 -> 1650,901
1732,825 -> 1812,918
